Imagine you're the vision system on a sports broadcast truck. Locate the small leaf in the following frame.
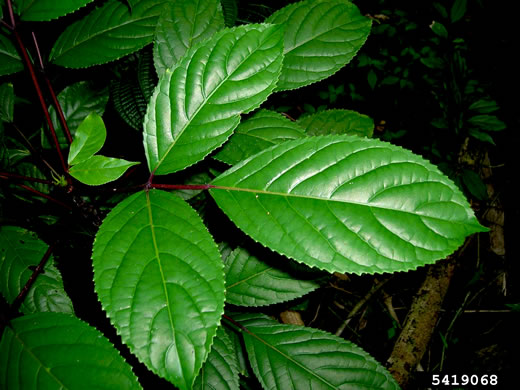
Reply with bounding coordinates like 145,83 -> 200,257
0,312 -> 142,389
214,109 -> 305,165
0,83 -> 15,123
430,21 -> 448,38
0,33 -> 24,76
68,112 -> 106,165
153,0 -> 225,77
15,0 -> 95,21
69,155 -> 139,186
297,109 -> 374,138
210,136 -> 487,275
450,0 -> 467,23
93,190 -> 225,389
468,115 -> 506,131
234,313 -> 400,390
0,226 -> 74,314
461,169 -> 488,201
144,23 -> 285,175
193,327 -> 240,390
224,247 -> 319,307
468,129 -> 495,145
42,81 -> 109,149
50,0 -> 167,68
266,0 -> 371,91
468,99 -> 499,114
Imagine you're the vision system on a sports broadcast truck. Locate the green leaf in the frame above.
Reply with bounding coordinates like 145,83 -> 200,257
468,99 -> 499,114
68,112 -> 106,165
214,109 -> 305,165
0,312 -> 142,389
224,247 -> 319,307
468,128 -> 495,145
468,115 -> 506,131
15,0 -> 95,21
0,33 -> 24,76
143,24 -> 284,176
234,313 -> 400,390
50,0 -> 167,68
0,83 -> 15,123
461,169 -> 488,201
92,190 -> 225,389
193,327 -> 240,390
266,0 -> 371,91
69,155 -> 139,186
153,0 -> 225,78
430,21 -> 448,38
450,0 -> 467,23
297,109 -> 374,138
220,0 -> 238,27
210,136 -> 487,275
42,81 -> 109,149
0,226 -> 74,314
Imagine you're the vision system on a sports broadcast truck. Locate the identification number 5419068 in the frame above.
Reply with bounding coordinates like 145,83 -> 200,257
431,374 -> 498,386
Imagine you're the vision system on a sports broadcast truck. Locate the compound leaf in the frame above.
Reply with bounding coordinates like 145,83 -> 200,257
92,190 -> 225,389
68,112 -> 106,165
0,312 -> 142,389
69,155 -> 139,186
210,136 -> 487,275
224,247 -> 319,307
266,0 -> 371,91
214,109 -> 305,165
234,313 -> 400,390
153,0 -> 225,78
144,23 -> 284,175
15,0 -> 95,21
50,0 -> 167,68
193,326 -> 240,390
298,109 -> 374,138
0,226 -> 74,315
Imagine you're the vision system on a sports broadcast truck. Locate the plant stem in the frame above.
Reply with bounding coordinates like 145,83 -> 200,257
2,179 -> 73,210
9,241 -> 56,315
0,171 -> 54,185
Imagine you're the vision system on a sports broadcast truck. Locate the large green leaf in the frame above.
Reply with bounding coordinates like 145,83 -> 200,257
68,112 -> 106,165
69,155 -> 139,186
298,109 -> 374,138
0,312 -> 142,389
266,0 -> 371,91
143,24 -> 284,175
15,0 -> 95,21
224,247 -> 319,307
193,326 -> 240,390
210,136 -> 487,275
42,81 -> 109,149
153,0 -> 225,78
234,313 -> 400,390
0,33 -> 24,76
92,190 -> 225,389
214,109 -> 305,165
0,226 -> 74,315
50,0 -> 167,68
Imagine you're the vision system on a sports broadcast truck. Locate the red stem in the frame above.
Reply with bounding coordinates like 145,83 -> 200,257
0,171 -> 54,184
4,180 -> 73,210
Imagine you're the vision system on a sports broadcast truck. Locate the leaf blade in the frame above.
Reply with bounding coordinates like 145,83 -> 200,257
69,155 -> 139,186
92,190 -> 225,389
67,112 -> 107,165
15,0 -> 95,21
210,136 -> 486,275
297,109 -> 374,138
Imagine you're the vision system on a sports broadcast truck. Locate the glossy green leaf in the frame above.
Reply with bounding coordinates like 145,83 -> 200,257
15,0 -> 95,21
68,112 -> 106,165
266,0 -> 371,91
143,24 -> 284,175
468,115 -> 506,131
0,226 -> 74,314
214,109 -> 305,165
0,33 -> 24,76
153,0 -> 225,77
193,327 -> 240,390
224,247 -> 319,307
92,190 -> 225,389
234,313 -> 400,390
210,136 -> 487,275
297,109 -> 374,137
42,81 -> 109,149
69,155 -> 139,186
50,0 -> 167,68
0,312 -> 142,389
0,83 -> 15,123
